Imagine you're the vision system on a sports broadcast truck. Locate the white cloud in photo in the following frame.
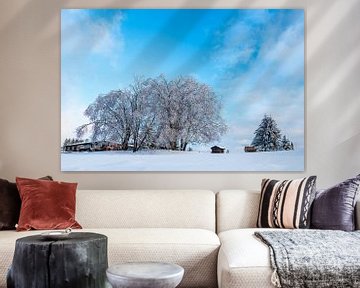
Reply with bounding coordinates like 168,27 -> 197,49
61,10 -> 124,65
261,20 -> 303,63
211,20 -> 257,69
61,77 -> 90,143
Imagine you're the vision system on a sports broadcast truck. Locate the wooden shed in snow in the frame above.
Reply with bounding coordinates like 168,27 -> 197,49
244,146 -> 257,152
211,146 -> 225,153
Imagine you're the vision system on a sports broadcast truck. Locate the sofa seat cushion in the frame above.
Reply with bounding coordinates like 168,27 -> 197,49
0,228 -> 219,288
102,228 -> 220,288
218,228 -> 281,288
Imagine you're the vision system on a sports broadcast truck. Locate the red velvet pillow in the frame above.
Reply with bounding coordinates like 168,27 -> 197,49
0,176 -> 53,230
16,177 -> 82,231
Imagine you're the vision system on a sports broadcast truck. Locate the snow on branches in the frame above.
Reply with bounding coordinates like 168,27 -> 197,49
77,75 -> 227,152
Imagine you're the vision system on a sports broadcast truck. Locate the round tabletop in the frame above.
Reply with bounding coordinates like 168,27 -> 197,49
106,262 -> 184,288
16,232 -> 106,244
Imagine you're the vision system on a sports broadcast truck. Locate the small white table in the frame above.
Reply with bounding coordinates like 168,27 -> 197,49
106,262 -> 184,288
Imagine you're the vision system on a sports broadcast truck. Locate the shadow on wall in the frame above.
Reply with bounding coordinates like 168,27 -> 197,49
308,1 -> 360,107
306,0 -> 360,150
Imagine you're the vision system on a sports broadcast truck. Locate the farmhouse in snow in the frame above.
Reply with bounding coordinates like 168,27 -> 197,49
244,146 -> 257,152
211,146 -> 225,154
63,141 -> 122,152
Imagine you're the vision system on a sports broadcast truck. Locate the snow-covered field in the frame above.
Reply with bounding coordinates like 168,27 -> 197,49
61,149 -> 304,171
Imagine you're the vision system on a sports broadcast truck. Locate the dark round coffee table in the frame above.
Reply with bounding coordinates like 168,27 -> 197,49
106,262 -> 184,288
7,232 -> 108,288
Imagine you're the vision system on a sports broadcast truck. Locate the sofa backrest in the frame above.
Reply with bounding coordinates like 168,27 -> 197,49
216,190 -> 260,233
217,190 -> 360,232
76,190 -> 216,231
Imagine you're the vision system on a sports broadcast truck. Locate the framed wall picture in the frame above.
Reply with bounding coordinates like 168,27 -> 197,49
61,9 -> 304,171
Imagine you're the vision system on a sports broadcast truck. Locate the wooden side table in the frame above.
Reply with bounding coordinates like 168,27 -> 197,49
7,232 -> 108,288
106,262 -> 184,288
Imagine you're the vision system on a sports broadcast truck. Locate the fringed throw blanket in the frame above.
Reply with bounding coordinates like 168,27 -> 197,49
255,230 -> 360,288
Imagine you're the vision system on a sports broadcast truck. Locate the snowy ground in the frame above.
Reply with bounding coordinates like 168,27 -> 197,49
61,149 -> 304,171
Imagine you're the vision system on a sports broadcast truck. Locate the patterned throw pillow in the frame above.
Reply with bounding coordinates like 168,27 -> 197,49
257,176 -> 317,229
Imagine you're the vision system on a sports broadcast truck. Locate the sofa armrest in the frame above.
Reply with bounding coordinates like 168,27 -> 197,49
356,200 -> 360,230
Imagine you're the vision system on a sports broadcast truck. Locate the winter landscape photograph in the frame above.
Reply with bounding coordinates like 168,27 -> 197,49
61,9 -> 304,171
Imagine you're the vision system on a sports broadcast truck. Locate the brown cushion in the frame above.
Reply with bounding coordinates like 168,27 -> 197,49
257,176 -> 317,229
16,177 -> 82,231
0,179 -> 20,230
0,176 -> 53,230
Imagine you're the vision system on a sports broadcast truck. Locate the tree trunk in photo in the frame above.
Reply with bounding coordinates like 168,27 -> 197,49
170,141 -> 178,151
180,140 -> 188,151
121,137 -> 129,150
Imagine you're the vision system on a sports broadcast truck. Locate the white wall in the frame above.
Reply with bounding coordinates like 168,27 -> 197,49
0,0 -> 359,190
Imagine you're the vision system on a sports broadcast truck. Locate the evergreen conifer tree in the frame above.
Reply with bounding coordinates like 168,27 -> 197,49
282,135 -> 293,150
251,114 -> 282,151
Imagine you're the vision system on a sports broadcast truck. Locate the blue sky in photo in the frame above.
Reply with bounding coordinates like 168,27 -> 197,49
61,9 -> 304,151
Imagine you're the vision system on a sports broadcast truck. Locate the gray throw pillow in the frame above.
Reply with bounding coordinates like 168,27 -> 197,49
311,174 -> 360,231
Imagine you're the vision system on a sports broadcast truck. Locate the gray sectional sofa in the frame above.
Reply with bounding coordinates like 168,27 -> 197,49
0,189 -> 359,288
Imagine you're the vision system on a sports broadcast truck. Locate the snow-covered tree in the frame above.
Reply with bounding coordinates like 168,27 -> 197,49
77,75 -> 226,152
146,75 -> 183,150
281,135 -> 294,151
251,115 -> 282,151
76,89 -> 133,149
148,75 -> 227,151
174,76 -> 227,151
128,76 -> 159,152
62,138 -> 71,147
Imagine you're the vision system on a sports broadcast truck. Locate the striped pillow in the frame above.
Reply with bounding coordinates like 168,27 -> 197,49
257,176 -> 317,229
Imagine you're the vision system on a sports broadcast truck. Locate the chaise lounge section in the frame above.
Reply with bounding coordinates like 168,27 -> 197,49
216,189 -> 360,288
